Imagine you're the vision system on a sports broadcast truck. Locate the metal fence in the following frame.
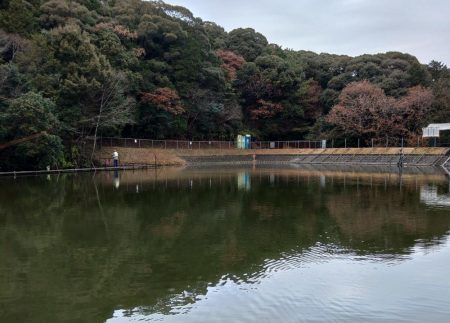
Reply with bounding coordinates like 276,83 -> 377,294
250,141 -> 322,149
91,137 -> 323,150
89,136 -> 449,150
327,137 -> 448,148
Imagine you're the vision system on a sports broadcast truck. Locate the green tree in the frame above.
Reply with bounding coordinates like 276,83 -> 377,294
227,28 -> 268,62
0,0 -> 38,35
427,61 -> 448,81
0,92 -> 65,170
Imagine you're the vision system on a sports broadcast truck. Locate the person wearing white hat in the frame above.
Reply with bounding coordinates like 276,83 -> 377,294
112,150 -> 119,168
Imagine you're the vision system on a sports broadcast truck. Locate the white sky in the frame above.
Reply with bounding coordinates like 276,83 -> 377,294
166,0 -> 450,65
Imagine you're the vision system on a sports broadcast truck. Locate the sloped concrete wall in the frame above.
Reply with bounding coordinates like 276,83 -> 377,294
95,147 -> 450,167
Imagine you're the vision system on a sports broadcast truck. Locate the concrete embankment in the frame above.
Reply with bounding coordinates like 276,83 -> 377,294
96,147 -> 450,167
3,147 -> 448,177
2,147 -> 448,176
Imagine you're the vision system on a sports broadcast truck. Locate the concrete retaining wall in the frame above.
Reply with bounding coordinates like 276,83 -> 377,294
182,154 -> 448,166
95,147 -> 450,167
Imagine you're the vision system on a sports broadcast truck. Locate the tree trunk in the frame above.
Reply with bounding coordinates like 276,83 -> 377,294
90,91 -> 105,165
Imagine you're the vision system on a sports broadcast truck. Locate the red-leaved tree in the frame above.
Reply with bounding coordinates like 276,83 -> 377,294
325,81 -> 433,143
141,88 -> 185,115
251,99 -> 283,119
396,86 -> 433,134
216,49 -> 246,80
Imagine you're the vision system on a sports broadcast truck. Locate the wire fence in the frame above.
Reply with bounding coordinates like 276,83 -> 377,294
91,137 -> 324,150
88,136 -> 449,150
327,137 -> 449,148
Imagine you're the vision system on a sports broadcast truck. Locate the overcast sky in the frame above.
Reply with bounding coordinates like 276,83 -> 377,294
167,0 -> 450,65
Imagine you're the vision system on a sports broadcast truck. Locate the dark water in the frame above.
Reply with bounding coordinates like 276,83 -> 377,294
1,166 -> 450,323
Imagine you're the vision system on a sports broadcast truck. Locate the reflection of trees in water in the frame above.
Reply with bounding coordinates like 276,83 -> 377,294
326,182 -> 450,254
0,171 -> 449,322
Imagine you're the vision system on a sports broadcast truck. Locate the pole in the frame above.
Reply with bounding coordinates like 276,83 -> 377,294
345,138 -> 347,148
371,138 -> 374,148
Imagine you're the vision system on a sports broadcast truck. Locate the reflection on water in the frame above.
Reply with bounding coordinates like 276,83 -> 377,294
113,170 -> 120,189
0,166 -> 450,323
420,185 -> 450,208
237,172 -> 251,190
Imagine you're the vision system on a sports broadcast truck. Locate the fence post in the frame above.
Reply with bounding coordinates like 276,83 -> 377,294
345,138 -> 347,148
401,137 -> 404,148
358,138 -> 360,148
371,138 -> 374,148
386,136 -> 388,148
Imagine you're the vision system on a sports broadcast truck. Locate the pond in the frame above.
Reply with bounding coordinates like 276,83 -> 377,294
1,165 -> 450,322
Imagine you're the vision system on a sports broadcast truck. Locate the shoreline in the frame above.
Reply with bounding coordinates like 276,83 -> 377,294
2,147 -> 450,177
0,164 -> 156,177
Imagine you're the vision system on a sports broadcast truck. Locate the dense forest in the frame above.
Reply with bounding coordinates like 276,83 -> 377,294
1,0 -> 450,170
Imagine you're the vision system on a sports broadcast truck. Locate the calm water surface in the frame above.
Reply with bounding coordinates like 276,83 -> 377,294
1,166 -> 450,322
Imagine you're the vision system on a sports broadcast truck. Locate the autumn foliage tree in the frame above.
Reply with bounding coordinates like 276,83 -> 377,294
325,81 -> 433,143
396,86 -> 434,134
216,49 -> 246,80
141,87 -> 185,115
251,99 -> 283,119
325,81 -> 394,140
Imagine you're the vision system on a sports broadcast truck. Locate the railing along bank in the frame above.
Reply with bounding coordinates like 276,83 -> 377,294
90,137 -> 323,150
89,137 -> 450,150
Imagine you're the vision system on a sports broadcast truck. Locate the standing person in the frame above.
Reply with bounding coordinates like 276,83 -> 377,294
112,150 -> 119,168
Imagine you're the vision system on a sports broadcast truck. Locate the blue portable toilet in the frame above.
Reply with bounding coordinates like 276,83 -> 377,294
244,134 -> 251,149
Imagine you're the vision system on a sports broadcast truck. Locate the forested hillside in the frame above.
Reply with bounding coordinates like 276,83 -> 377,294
1,0 -> 450,170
